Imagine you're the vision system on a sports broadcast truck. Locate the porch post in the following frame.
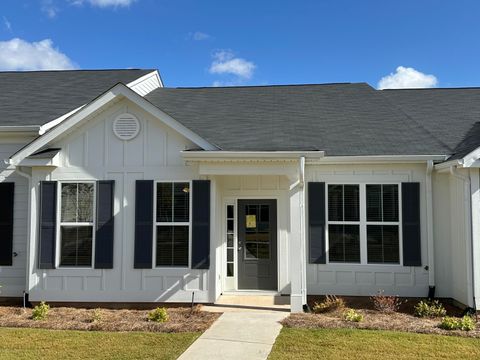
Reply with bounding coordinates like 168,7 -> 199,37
289,185 -> 305,312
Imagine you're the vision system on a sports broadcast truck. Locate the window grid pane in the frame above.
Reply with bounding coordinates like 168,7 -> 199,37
157,183 -> 173,222
367,225 -> 399,264
156,225 -> 189,267
173,182 -> 190,222
328,224 -> 360,263
60,226 -> 93,267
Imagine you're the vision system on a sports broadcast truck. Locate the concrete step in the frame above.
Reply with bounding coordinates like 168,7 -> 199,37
213,294 -> 290,311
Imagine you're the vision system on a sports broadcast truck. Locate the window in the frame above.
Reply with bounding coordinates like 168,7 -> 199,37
226,204 -> 235,277
326,183 -> 401,265
366,185 -> 400,264
156,182 -> 190,267
59,182 -> 95,267
327,185 -> 360,263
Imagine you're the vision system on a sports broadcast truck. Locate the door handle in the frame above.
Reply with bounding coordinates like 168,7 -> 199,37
238,241 -> 242,251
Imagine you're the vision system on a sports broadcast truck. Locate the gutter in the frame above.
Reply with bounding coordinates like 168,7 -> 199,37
182,151 -> 325,161
450,166 -> 476,310
426,161 -> 435,288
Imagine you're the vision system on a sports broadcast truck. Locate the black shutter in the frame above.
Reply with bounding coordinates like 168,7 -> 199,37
402,182 -> 421,266
38,181 -> 57,269
95,180 -> 115,269
0,183 -> 14,266
134,180 -> 154,269
191,180 -> 210,269
308,182 -> 326,264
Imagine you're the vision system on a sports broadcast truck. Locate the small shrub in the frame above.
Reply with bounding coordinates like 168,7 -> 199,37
31,301 -> 50,321
343,308 -> 363,322
312,295 -> 345,314
147,307 -> 169,323
439,316 -> 476,331
414,300 -> 447,318
370,290 -> 404,313
90,308 -> 103,323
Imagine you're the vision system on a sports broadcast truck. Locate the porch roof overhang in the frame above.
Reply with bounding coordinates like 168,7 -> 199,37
182,150 -> 324,178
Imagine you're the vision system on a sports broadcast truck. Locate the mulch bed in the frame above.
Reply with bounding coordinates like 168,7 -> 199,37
0,305 -> 220,333
282,296 -> 480,338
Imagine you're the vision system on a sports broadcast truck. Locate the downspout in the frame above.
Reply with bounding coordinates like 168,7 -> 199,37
298,156 -> 307,308
426,161 -> 435,289
450,166 -> 476,310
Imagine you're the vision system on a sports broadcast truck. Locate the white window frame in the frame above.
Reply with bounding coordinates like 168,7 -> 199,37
56,181 -> 96,269
326,182 -> 403,266
225,203 -> 236,278
153,180 -> 192,269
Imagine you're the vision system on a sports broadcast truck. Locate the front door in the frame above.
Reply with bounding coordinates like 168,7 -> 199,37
237,200 -> 277,290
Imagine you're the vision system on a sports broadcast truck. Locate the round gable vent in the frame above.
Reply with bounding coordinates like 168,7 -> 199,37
113,113 -> 140,140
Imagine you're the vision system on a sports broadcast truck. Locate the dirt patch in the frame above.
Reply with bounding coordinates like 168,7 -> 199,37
0,305 -> 220,333
283,305 -> 480,338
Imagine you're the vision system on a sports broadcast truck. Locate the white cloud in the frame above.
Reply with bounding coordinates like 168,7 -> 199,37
71,0 -> 136,7
192,31 -> 210,41
209,50 -> 255,80
378,66 -> 438,89
42,0 -> 59,18
3,16 -> 12,31
0,38 -> 77,71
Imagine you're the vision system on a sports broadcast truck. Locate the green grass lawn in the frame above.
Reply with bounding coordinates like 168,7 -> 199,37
269,328 -> 480,360
0,327 -> 199,360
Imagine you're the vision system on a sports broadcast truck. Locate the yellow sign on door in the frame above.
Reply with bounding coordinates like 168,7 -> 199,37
246,215 -> 256,228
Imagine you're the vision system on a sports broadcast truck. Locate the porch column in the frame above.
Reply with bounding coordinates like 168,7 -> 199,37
289,184 -> 306,312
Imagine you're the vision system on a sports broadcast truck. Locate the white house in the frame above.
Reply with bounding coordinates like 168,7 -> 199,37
0,69 -> 478,313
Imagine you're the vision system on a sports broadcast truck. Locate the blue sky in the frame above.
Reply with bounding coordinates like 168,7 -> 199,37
0,0 -> 479,88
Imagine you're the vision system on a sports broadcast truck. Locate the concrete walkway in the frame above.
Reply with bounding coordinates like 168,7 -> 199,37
177,309 -> 288,360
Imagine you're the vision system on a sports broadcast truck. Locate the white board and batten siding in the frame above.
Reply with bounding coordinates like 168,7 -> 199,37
305,164 -> 430,298
28,98 -> 210,303
0,142 -> 31,297
433,169 -> 479,308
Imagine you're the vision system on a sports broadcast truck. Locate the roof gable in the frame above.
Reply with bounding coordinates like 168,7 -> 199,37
9,83 -> 217,164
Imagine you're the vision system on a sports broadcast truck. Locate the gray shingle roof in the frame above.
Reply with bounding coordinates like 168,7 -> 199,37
0,69 -> 154,126
145,83 -> 450,155
2,69 -> 480,159
381,88 -> 480,160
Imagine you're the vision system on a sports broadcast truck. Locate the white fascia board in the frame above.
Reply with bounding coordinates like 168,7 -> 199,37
313,154 -> 448,165
462,147 -> 480,168
38,70 -> 163,135
10,83 -> 216,164
469,160 -> 480,168
182,151 -> 325,162
39,106 -> 83,135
